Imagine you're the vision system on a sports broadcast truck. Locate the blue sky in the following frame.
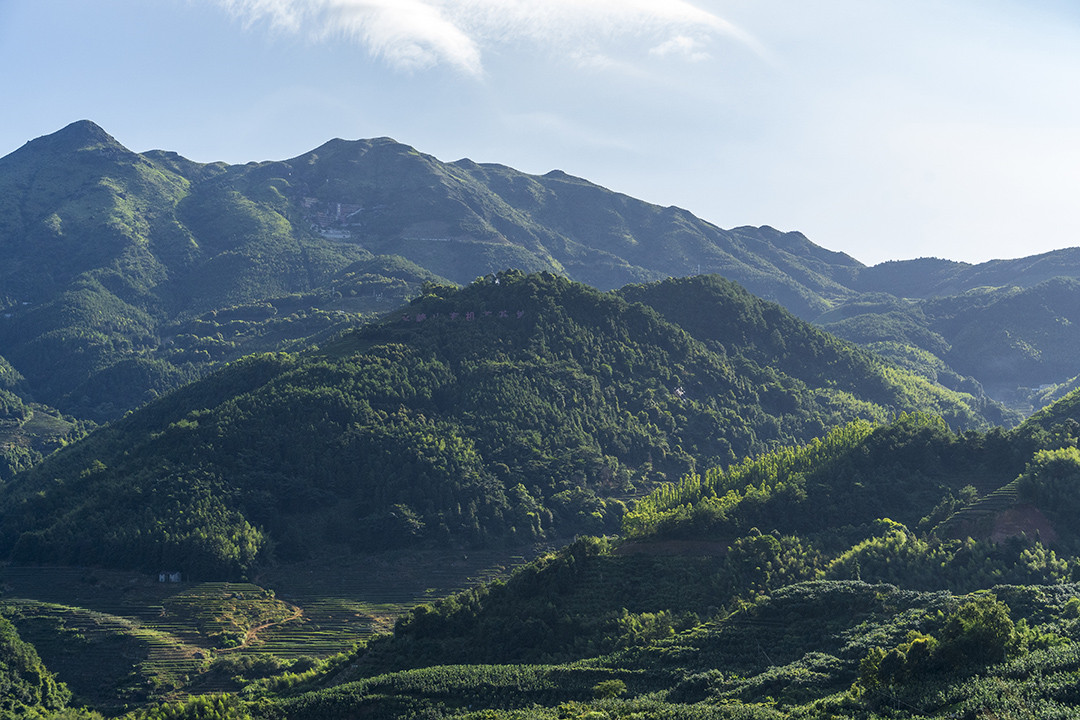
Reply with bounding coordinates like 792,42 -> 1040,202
2,0 -> 1078,265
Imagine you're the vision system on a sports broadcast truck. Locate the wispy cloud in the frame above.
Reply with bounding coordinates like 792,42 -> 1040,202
214,0 -> 482,73
211,0 -> 758,75
649,35 -> 712,62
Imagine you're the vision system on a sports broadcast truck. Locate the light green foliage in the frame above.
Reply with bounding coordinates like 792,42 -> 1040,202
624,419 -> 876,537
938,593 -> 1015,664
124,695 -> 252,720
625,412 -> 1029,542
1,389 -> 1079,718
856,592 -> 1021,714
0,614 -> 71,717
1018,446 -> 1080,528
240,392 -> 1080,719
591,679 -> 626,699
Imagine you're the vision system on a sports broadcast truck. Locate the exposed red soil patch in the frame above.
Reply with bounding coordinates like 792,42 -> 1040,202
990,504 -> 1058,545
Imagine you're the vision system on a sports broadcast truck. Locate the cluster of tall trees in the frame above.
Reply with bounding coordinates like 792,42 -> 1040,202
0,272 -> 1005,577
6,365 -> 1080,719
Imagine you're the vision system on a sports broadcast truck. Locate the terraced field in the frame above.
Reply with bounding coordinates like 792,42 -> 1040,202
250,547 -> 535,658
0,587 -> 203,709
0,545 -> 540,706
937,477 -> 1024,538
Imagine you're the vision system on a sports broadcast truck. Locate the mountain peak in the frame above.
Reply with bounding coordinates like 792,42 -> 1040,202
24,120 -> 125,157
59,119 -> 110,138
297,135 -> 408,160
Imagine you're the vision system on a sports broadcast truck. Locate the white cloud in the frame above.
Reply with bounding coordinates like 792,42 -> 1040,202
214,0 -> 306,32
322,1 -> 482,75
649,35 -> 711,62
210,0 -> 758,75
213,0 -> 482,74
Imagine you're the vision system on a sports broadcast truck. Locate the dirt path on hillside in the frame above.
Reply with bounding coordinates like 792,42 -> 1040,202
216,605 -> 304,653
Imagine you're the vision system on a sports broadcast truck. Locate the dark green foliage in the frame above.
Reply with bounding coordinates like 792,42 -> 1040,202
10,121 -> 1080,718
348,532 -> 822,677
0,271 -> 1002,576
264,663 -> 662,720
0,402 -> 89,484
267,578 -> 1080,720
0,613 -> 71,717
620,277 -> 895,406
629,276 -> 1022,429
0,389 -> 31,423
356,536 -> 724,670
0,123 -> 431,425
850,249 -> 1080,299
4,119 -> 1067,438
625,413 -> 1032,541
233,391 -> 1080,718
125,695 -> 252,720
930,279 -> 1080,396
4,362 -> 1080,718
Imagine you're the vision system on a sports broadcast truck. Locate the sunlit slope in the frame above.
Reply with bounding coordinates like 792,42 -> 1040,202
0,272 -> 999,577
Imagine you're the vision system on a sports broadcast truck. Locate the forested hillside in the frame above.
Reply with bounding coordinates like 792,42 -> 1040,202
0,121 -> 864,431
4,120 -> 1078,443
10,399 -> 1079,718
236,391 -> 1080,719
0,355 -> 86,481
821,277 -> 1080,411
0,614 -> 72,718
0,272 -> 1001,579
3,120 -> 1080,718
617,275 -> 1013,427
0,121 -> 447,430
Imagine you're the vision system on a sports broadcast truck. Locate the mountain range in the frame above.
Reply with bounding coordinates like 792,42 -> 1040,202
2,121 -> 1080,718
1,120 -> 1077,439
0,271 -> 1007,578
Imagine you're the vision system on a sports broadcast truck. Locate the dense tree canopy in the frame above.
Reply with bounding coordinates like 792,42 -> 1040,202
0,273 -> 1007,577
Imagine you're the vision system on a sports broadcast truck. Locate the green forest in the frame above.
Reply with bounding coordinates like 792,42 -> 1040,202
6,388 -> 1080,718
2,273 -> 1080,717
4,122 -> 1080,719
0,272 -> 1008,579
1,119 -> 1078,449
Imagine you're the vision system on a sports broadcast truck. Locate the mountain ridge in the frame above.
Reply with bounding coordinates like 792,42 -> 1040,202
1,119 -> 1078,433
3,120 -> 1080,719
0,272 -> 1006,578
